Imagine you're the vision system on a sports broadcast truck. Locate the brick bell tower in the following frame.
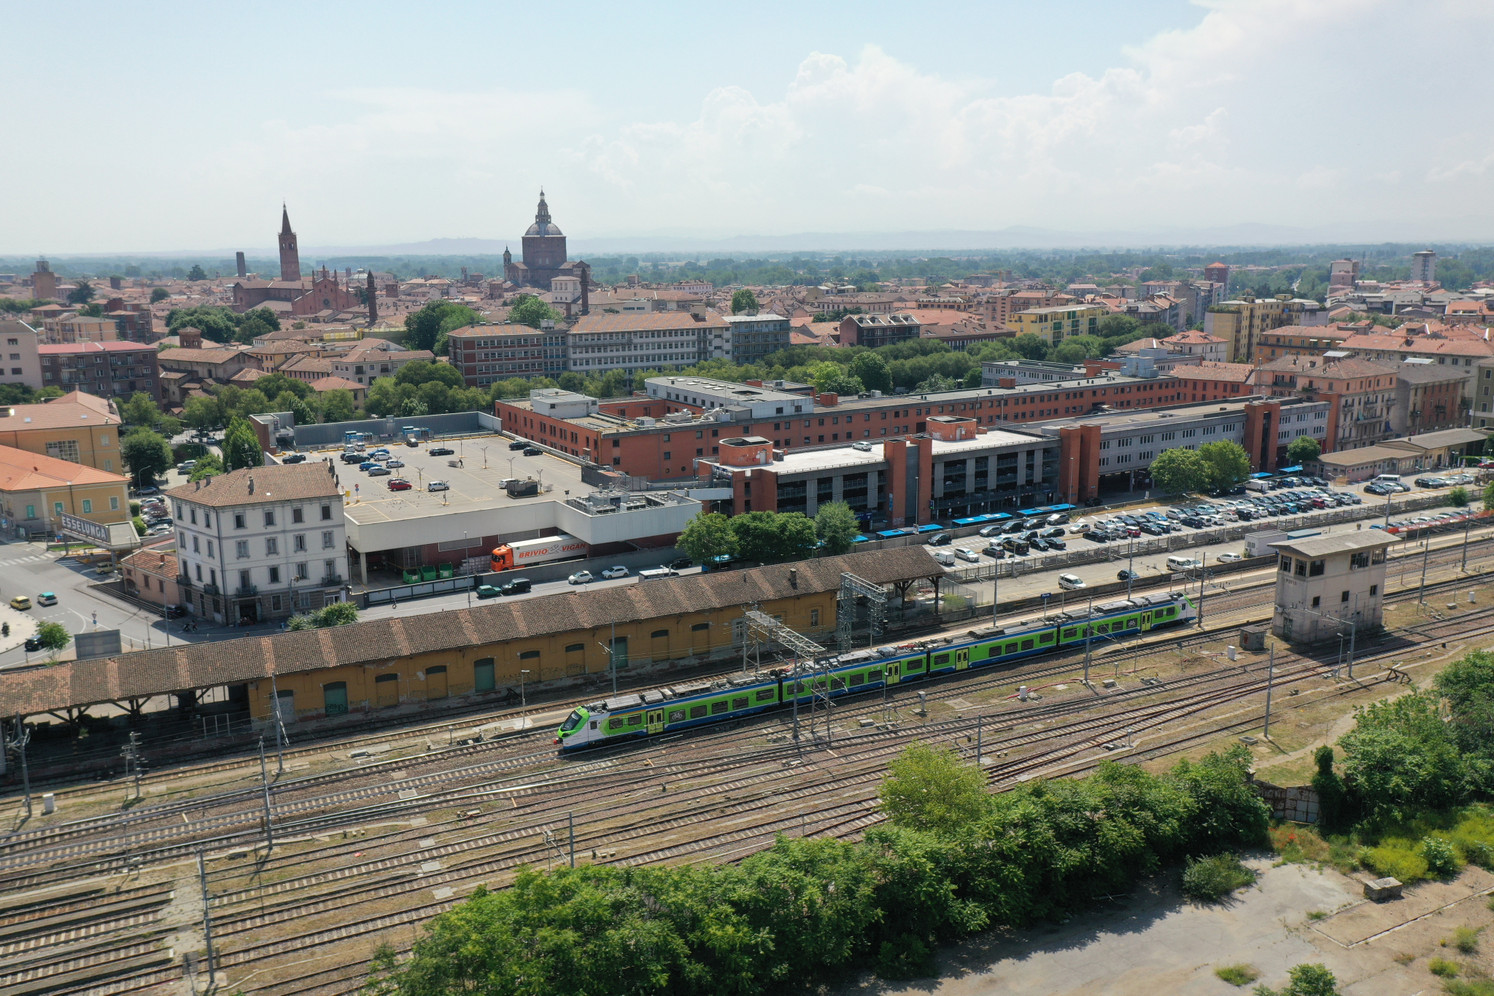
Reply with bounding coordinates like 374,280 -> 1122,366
278,204 -> 301,282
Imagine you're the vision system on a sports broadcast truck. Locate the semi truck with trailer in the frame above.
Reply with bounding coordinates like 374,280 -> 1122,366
490,532 -> 588,571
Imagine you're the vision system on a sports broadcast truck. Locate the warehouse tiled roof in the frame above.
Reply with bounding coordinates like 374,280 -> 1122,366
0,547 -> 944,716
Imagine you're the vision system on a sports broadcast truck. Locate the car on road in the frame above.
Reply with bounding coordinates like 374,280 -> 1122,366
508,439 -> 529,450
667,557 -> 693,570
427,480 -> 449,492
1217,552 -> 1243,563
1117,569 -> 1140,582
523,446 -> 542,456
387,478 -> 412,491
176,460 -> 197,474
1057,573 -> 1085,590
36,592 -> 57,606
10,595 -> 32,610
600,565 -> 630,579
386,459 -> 404,469
24,636 -> 42,651
367,466 -> 391,476
978,523 -> 1004,537
281,452 -> 307,464
499,577 -> 532,595
568,570 -> 594,585
165,604 -> 188,619
954,547 -> 980,563
133,486 -> 159,496
926,532 -> 951,546
429,446 -> 454,456
476,584 -> 501,599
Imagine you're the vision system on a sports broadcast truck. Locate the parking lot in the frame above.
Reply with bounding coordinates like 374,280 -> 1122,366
304,434 -> 587,527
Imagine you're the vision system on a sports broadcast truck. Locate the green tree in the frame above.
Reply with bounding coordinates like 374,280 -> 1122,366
814,501 -> 859,556
1338,692 -> 1471,825
186,264 -> 208,282
222,416 -> 264,472
1448,486 -> 1470,507
77,302 -> 103,318
67,280 -> 95,304
878,742 -> 989,835
120,427 -> 171,486
675,511 -> 739,565
187,453 -> 224,481
1198,440 -> 1252,492
729,511 -> 817,563
1286,435 -> 1321,465
317,389 -> 357,424
1433,649 -> 1494,765
809,364 -> 863,397
731,288 -> 759,315
288,601 -> 358,630
166,305 -> 239,343
1150,447 -> 1210,495
182,395 -> 224,433
34,621 -> 71,654
1011,333 -> 1049,360
149,287 -> 170,304
848,351 -> 893,394
509,294 -> 563,330
119,392 -> 163,428
1484,480 -> 1494,512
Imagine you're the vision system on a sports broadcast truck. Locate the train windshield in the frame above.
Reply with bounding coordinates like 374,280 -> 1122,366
559,710 -> 585,733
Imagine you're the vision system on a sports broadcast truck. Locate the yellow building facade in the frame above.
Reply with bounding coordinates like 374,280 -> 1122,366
0,443 -> 131,538
0,391 -> 124,474
1204,293 -> 1288,363
1008,304 -> 1106,345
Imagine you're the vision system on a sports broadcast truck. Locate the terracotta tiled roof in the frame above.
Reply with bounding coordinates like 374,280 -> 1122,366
165,464 -> 341,507
1167,361 -> 1255,383
0,547 -> 944,716
0,393 -> 120,429
0,443 -> 128,490
570,310 -> 727,333
309,376 -> 365,393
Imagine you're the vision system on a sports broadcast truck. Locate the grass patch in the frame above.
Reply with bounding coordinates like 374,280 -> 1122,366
1430,957 -> 1461,978
1363,838 -> 1431,884
1445,980 -> 1494,996
1181,854 -> 1257,903
1452,925 -> 1481,954
1306,910 -> 1327,921
1214,964 -> 1259,987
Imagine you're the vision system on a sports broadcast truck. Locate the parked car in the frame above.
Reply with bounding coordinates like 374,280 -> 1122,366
1117,569 -> 1140,582
368,448 -> 389,457
476,584 -> 501,599
523,446 -> 542,456
386,459 -> 404,469
387,478 -> 412,491
367,466 -> 392,476
1057,573 -> 1086,590
508,439 -> 529,451
954,547 -> 980,563
10,595 -> 32,610
499,577 -> 532,595
926,532 -> 952,546
667,557 -> 693,570
568,570 -> 594,585
36,592 -> 57,606
601,565 -> 630,579
429,446 -> 454,456
281,453 -> 307,464
164,604 -> 188,619
427,480 -> 450,492
341,452 -> 365,464
359,461 -> 379,471
978,523 -> 1004,537
1217,552 -> 1243,563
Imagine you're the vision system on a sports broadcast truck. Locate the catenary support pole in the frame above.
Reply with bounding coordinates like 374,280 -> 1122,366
257,738 -> 274,852
198,850 -> 217,980
1263,646 -> 1276,740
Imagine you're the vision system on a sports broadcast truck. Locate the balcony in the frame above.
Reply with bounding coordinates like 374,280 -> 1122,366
234,585 -> 256,597
177,574 -> 192,588
202,583 -> 220,595
320,574 -> 343,586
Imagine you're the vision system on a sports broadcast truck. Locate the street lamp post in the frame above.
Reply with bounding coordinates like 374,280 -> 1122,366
519,669 -> 530,723
1127,535 -> 1136,599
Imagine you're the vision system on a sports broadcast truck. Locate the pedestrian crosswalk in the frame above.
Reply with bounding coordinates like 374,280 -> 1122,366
0,554 -> 51,568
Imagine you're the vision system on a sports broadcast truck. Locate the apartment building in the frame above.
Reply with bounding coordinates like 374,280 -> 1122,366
566,309 -> 730,374
447,322 -> 566,387
0,320 -> 43,391
38,341 -> 161,402
1336,325 -> 1494,398
1008,304 -> 1106,345
837,313 -> 923,349
326,340 -> 433,387
721,312 -> 792,366
1254,354 -> 1398,451
168,464 -> 349,624
1255,324 -> 1356,362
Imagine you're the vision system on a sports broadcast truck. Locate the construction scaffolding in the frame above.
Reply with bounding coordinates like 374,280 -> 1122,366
743,608 -> 834,747
837,572 -> 887,652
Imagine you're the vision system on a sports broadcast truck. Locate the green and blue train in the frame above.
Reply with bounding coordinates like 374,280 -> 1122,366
555,589 -> 1196,749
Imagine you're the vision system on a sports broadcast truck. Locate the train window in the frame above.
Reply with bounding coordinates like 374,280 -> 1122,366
796,681 -> 807,694
609,718 -> 625,731
1021,639 -> 1034,651
668,710 -> 685,723
589,721 -> 598,730
732,697 -> 748,709
711,700 -> 729,714
1097,624 -> 1109,634
689,705 -> 707,719
1005,643 -> 1017,655
869,669 -> 882,681
755,689 -> 775,702
1039,633 -> 1054,644
1063,628 -> 1076,640
849,673 -> 864,687
627,714 -> 641,726
933,653 -> 950,666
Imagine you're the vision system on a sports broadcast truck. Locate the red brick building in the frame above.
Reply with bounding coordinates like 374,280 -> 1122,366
38,341 -> 162,402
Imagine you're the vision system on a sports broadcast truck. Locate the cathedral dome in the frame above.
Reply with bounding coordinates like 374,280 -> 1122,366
524,190 -> 563,237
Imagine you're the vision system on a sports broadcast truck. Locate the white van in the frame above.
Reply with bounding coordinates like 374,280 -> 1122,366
1166,555 -> 1202,572
1373,474 -> 1403,487
932,550 -> 956,567
1245,479 -> 1270,493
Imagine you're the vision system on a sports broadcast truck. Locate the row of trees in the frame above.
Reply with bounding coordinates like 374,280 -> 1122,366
675,504 -> 860,566
1150,441 -> 1253,495
365,747 -> 1267,994
164,304 -> 284,345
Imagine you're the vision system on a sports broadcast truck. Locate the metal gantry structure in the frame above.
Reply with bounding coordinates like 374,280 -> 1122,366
836,572 -> 887,652
743,607 -> 834,747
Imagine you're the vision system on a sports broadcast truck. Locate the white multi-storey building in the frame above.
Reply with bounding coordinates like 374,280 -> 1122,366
167,463 -> 348,624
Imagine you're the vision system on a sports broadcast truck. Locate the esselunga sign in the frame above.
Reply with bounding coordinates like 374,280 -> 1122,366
59,513 -> 141,550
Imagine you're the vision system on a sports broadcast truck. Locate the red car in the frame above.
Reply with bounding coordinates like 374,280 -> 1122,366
387,478 -> 412,491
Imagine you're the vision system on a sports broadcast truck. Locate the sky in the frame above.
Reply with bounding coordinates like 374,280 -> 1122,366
6,0 -> 1493,253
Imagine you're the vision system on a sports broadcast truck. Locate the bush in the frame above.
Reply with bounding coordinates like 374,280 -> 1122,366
132,515 -> 147,537
1363,841 -> 1430,883
1422,836 -> 1461,878
1452,925 -> 1480,954
1430,956 -> 1461,978
1252,962 -> 1342,996
1181,853 -> 1257,902
1445,979 -> 1494,996
1216,963 -> 1260,986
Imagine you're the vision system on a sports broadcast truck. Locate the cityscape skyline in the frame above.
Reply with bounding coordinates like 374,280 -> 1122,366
8,0 -> 1492,254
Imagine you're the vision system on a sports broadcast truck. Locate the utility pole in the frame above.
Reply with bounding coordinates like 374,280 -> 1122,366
1347,593 -> 1358,680
121,731 -> 143,800
257,738 -> 274,852
197,851 -> 217,982
7,715 -> 32,819
1419,536 -> 1432,605
270,674 -> 285,775
1127,535 -> 1136,599
1083,592 -> 1094,686
568,811 -> 575,868
1462,513 -> 1474,572
1263,645 -> 1276,740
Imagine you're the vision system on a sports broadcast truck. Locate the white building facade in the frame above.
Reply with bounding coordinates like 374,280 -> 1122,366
168,463 -> 349,623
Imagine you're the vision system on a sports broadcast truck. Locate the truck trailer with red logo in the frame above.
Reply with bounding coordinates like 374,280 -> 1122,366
490,532 -> 588,571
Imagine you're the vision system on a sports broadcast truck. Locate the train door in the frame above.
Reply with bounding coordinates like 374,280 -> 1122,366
887,662 -> 902,685
646,708 -> 664,734
1141,611 -> 1152,630
955,648 -> 970,671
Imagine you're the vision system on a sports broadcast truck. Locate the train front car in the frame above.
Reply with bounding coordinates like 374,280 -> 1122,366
555,705 -> 600,748
1174,591 -> 1199,625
